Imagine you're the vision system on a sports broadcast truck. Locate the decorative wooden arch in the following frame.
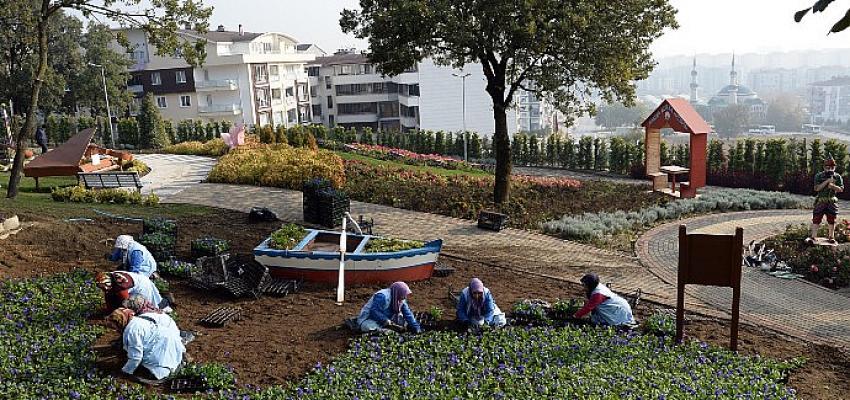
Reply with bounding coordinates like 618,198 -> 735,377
641,98 -> 711,198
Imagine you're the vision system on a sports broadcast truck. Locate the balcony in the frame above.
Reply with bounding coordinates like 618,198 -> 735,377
198,104 -> 242,115
196,80 -> 238,91
128,85 -> 144,93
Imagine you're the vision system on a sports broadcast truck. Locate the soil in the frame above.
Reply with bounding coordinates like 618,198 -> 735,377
3,209 -> 850,399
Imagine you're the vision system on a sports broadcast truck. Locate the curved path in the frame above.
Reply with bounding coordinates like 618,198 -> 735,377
637,209 -> 850,348
135,154 -> 217,198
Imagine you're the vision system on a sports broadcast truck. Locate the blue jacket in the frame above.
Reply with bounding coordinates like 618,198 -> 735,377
456,287 -> 502,325
35,127 -> 47,145
122,313 -> 185,379
110,241 -> 157,277
357,288 -> 421,333
589,284 -> 635,326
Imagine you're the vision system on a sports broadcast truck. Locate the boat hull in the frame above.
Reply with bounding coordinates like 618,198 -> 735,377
253,234 -> 442,285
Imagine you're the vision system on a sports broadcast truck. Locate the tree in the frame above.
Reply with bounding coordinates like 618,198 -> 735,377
65,22 -> 133,116
713,105 -> 750,137
795,1 -> 850,34
137,94 -> 168,149
341,0 -> 677,203
707,139 -> 725,173
765,94 -> 805,132
5,0 -> 212,198
594,101 -> 651,128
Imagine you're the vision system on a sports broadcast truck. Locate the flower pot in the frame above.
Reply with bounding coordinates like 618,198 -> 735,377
23,149 -> 34,159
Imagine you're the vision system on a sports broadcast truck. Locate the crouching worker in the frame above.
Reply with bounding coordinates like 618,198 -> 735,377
96,271 -> 167,314
357,281 -> 422,334
456,278 -> 506,329
573,273 -> 636,327
106,308 -> 186,384
107,235 -> 157,278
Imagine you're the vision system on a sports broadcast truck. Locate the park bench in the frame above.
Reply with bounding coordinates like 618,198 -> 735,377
77,171 -> 143,192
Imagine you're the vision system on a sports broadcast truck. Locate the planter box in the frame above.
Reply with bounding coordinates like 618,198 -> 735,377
477,211 -> 508,232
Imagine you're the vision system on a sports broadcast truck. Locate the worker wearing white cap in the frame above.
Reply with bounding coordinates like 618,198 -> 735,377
108,235 -> 157,278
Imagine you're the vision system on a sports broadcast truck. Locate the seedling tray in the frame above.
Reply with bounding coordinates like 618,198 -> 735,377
199,306 -> 243,328
261,278 -> 301,296
433,263 -> 455,277
169,378 -> 206,393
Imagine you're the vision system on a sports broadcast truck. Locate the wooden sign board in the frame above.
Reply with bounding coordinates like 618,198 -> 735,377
676,225 -> 743,351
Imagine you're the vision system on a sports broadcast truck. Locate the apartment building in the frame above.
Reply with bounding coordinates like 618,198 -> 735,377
117,25 -> 315,127
810,76 -> 850,124
307,50 -> 420,131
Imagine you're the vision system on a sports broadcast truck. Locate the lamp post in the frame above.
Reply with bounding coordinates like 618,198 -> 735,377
452,72 -> 471,162
88,63 -> 115,148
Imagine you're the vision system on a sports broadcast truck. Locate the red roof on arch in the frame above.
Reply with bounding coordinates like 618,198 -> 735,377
641,98 -> 711,134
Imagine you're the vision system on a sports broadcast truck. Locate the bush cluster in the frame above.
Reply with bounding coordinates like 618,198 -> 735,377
208,146 -> 345,190
51,186 -> 159,206
161,138 -> 230,157
541,189 -> 801,240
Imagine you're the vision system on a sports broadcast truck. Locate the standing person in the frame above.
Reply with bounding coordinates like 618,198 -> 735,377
456,278 -> 506,328
107,235 -> 157,277
35,124 -> 48,154
573,273 -> 636,327
357,281 -> 422,334
95,271 -> 166,314
807,156 -> 844,244
106,308 -> 186,383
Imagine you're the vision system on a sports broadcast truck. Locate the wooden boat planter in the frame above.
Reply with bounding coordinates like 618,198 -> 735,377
253,229 -> 443,284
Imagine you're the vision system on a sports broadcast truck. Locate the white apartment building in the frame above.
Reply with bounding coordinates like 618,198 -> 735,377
810,76 -> 850,124
117,25 -> 315,127
307,50 -> 420,131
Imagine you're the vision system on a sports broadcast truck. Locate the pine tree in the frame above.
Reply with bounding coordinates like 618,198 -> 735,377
528,135 -> 540,165
707,140 -> 725,173
593,138 -> 608,170
138,94 -> 169,149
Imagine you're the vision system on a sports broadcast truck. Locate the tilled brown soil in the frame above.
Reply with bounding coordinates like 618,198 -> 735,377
3,210 -> 849,399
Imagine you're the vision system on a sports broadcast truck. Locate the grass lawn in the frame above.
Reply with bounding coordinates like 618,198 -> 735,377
334,151 -> 492,177
0,172 -> 214,219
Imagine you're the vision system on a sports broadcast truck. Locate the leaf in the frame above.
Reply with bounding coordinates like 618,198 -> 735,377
830,9 -> 850,34
794,7 -> 812,22
814,0 -> 836,13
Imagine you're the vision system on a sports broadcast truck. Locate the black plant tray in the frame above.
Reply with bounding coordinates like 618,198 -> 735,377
169,378 -> 206,393
199,306 -> 243,328
260,278 -> 301,296
477,210 -> 509,232
433,263 -> 455,277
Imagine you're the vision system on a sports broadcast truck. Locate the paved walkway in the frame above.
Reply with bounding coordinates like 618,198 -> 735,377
637,209 -> 850,348
135,154 -> 216,198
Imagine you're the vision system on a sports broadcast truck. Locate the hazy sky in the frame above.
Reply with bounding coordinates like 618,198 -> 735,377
200,0 -> 850,57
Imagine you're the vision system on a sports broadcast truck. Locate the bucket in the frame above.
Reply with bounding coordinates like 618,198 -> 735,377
91,154 -> 101,166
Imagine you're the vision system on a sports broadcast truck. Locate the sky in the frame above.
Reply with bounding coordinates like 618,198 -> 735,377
171,0 -> 850,58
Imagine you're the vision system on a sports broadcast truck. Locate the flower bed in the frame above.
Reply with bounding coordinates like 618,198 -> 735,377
269,223 -> 308,250
51,186 -> 159,206
208,146 -> 345,190
346,143 -> 480,172
542,189 -> 802,241
762,222 -> 850,289
262,326 -> 801,399
343,160 -> 660,229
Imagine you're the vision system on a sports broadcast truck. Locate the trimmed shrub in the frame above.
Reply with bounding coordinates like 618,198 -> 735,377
51,186 -> 159,205
207,146 -> 345,190
161,138 -> 229,157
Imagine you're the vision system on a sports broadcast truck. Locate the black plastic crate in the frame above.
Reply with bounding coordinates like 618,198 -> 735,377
477,210 -> 509,232
191,237 -> 230,260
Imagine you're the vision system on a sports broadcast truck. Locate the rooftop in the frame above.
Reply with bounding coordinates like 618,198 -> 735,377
179,29 -> 263,43
811,76 -> 850,87
312,52 -> 369,67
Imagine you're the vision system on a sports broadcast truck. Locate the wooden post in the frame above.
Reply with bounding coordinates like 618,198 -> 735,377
676,225 -> 687,344
645,128 -> 661,175
730,227 -> 743,351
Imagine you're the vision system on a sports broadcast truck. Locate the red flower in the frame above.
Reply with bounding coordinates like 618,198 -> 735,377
811,265 -> 819,273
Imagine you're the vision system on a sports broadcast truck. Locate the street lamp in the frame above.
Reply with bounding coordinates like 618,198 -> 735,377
88,63 -> 115,148
452,72 -> 471,162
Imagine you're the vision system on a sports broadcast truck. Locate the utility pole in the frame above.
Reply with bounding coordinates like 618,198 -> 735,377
89,63 -> 115,148
452,72 -> 471,162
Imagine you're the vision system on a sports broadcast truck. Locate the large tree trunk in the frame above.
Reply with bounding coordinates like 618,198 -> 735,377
492,101 -> 511,204
7,5 -> 49,198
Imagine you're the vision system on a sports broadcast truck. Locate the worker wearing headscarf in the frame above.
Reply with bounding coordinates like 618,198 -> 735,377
107,308 -> 186,381
573,273 -> 636,327
108,235 -> 157,277
96,271 -> 164,313
456,278 -> 506,328
122,294 -> 162,315
357,281 -> 421,334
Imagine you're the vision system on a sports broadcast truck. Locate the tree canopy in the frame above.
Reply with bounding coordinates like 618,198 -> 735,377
341,0 -> 677,202
765,94 -> 805,132
595,101 -> 652,129
713,105 -> 751,137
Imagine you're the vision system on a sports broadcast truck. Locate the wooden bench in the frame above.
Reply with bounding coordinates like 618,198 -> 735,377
77,171 -> 143,192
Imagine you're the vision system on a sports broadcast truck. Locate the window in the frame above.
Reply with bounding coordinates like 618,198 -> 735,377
327,95 -> 333,109
287,109 -> 297,123
205,94 -> 213,106
285,87 -> 294,97
328,115 -> 335,127
338,65 -> 354,75
156,96 -> 167,108
257,88 -> 270,108
409,84 -> 420,96
272,88 -> 282,100
176,70 -> 187,84
151,72 -> 161,86
179,95 -> 191,107
310,86 -> 317,97
253,64 -> 268,82
338,102 -> 378,115
307,66 -> 320,77
325,76 -> 332,90
270,65 -> 279,75
312,104 -> 322,117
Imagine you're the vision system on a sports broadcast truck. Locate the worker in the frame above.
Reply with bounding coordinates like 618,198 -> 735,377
456,278 -> 506,328
573,273 -> 636,327
96,271 -> 166,314
106,307 -> 186,383
806,155 -> 844,244
357,281 -> 422,334
107,235 -> 157,278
